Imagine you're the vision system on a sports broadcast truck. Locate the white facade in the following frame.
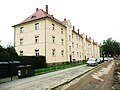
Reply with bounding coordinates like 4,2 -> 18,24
13,6 -> 100,64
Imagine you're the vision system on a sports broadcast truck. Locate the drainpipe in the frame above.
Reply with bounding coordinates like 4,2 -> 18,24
44,18 -> 46,62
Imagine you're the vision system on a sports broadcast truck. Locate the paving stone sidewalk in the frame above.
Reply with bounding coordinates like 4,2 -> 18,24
0,64 -> 95,90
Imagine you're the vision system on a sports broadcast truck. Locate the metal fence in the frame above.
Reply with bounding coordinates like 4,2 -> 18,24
0,61 -> 21,78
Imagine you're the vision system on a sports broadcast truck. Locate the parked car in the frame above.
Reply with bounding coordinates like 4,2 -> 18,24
99,57 -> 104,63
104,57 -> 108,61
86,58 -> 98,66
96,58 -> 101,64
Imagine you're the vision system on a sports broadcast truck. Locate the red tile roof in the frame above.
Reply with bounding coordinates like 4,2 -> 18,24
13,9 -> 66,27
61,21 -> 68,25
93,42 -> 97,45
22,9 -> 48,23
86,38 -> 91,43
72,30 -> 83,38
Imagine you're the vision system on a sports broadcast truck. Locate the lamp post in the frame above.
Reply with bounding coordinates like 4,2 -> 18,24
8,59 -> 14,81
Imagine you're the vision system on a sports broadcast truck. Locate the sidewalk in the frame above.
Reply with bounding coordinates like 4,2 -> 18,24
0,64 -> 95,90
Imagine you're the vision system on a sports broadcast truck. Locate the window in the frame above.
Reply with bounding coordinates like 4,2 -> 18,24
20,50 -> 23,56
31,15 -> 36,19
77,44 -> 78,49
69,46 -> 71,51
76,36 -> 78,41
52,24 -> 55,30
69,35 -> 71,41
35,36 -> 39,43
20,38 -> 23,45
80,53 -> 81,58
61,50 -> 64,57
35,49 -> 39,56
72,42 -> 74,48
61,39 -> 64,45
52,36 -> 55,43
20,27 -> 24,33
77,52 -> 79,57
35,23 -> 39,30
72,34 -> 73,38
61,28 -> 63,34
52,49 -> 55,57
72,51 -> 74,57
79,37 -> 81,42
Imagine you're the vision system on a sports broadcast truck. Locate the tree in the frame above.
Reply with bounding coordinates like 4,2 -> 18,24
101,38 -> 120,57
6,45 -> 18,57
0,44 -> 18,58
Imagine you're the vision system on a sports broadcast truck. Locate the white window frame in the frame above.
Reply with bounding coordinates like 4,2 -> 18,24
35,49 -> 39,56
20,27 -> 24,33
35,36 -> 39,43
52,24 -> 55,30
77,52 -> 79,57
69,46 -> 71,51
77,44 -> 78,49
72,34 -> 73,38
52,49 -> 56,57
52,36 -> 55,43
61,39 -> 64,45
35,23 -> 39,30
61,50 -> 64,57
20,38 -> 23,45
72,42 -> 74,48
61,28 -> 63,34
20,50 -> 23,56
69,35 -> 71,41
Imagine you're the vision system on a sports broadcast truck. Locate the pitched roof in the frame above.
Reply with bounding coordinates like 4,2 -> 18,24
22,9 -> 48,23
86,38 -> 91,43
72,30 -> 83,38
13,9 -> 66,27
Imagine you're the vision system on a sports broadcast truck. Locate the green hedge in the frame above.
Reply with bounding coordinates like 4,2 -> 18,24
0,56 -> 46,69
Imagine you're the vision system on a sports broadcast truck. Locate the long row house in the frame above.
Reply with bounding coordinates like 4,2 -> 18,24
13,5 -> 100,64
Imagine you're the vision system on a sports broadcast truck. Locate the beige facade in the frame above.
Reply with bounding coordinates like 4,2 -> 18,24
13,5 -> 100,64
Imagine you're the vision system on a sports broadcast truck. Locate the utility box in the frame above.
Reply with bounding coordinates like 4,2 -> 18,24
18,65 -> 26,79
18,65 -> 34,79
26,65 -> 34,77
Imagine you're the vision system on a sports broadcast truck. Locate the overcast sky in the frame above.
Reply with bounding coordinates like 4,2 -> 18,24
0,0 -> 120,46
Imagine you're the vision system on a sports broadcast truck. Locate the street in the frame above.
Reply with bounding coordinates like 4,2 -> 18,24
0,60 -> 117,90
55,60 -> 115,90
0,63 -> 95,90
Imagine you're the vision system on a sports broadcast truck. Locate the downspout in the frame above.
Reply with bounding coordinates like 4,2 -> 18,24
44,18 -> 46,62
14,28 -> 16,48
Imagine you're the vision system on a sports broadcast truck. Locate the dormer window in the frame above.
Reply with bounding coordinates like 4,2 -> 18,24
31,15 -> 36,19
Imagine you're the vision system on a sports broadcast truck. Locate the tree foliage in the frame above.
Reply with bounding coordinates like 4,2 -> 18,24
0,45 -> 18,58
101,38 -> 120,57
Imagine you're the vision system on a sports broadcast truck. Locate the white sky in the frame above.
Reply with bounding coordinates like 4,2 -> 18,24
0,0 -> 120,46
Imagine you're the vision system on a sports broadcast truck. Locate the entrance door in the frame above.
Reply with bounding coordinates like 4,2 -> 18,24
70,55 -> 72,63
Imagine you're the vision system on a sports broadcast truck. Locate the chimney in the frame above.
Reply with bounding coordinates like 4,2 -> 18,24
73,26 -> 75,31
89,37 -> 91,40
86,35 -> 87,39
64,18 -> 66,21
46,5 -> 48,14
78,29 -> 79,34
93,39 -> 94,42
36,8 -> 39,12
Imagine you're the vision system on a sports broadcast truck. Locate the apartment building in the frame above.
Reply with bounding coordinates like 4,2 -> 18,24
13,5 -> 100,64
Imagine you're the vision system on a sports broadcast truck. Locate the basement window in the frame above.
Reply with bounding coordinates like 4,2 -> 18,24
20,50 -> 23,56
